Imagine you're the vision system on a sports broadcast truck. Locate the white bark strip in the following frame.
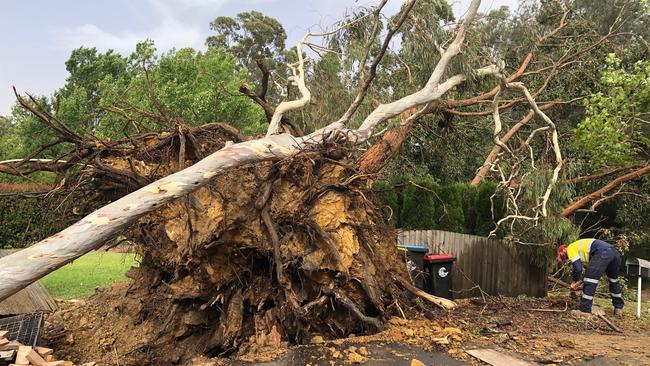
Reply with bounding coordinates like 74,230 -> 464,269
266,36 -> 311,136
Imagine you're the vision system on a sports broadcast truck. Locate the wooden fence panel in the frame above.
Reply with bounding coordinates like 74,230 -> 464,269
397,230 -> 546,298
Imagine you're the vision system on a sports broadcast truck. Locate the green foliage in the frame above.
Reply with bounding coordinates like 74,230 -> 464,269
399,176 -> 441,230
374,177 -> 505,237
614,176 -> 650,252
0,116 -> 10,137
0,98 -> 72,161
206,11 -> 287,85
41,252 -> 140,299
100,43 -> 266,136
574,55 -> 650,168
0,195 -> 77,248
0,41 -> 267,166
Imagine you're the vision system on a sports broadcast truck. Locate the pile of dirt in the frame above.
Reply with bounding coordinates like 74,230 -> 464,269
43,293 -> 462,365
42,126 -> 425,365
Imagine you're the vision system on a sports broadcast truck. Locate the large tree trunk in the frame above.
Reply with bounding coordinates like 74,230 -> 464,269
0,0 -> 491,302
0,3 -> 491,362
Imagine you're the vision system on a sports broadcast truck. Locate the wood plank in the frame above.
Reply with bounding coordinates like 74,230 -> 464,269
467,349 -> 536,366
0,349 -> 15,359
0,341 -> 22,351
26,348 -> 49,366
35,346 -> 53,356
15,345 -> 32,365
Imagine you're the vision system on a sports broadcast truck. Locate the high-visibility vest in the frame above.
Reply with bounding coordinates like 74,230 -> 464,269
567,238 -> 595,264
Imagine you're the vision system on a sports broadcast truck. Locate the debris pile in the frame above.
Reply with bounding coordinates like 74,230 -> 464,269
0,330 -> 77,366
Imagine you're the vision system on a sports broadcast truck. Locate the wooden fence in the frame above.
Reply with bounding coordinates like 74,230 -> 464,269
398,230 -> 547,298
0,250 -> 57,315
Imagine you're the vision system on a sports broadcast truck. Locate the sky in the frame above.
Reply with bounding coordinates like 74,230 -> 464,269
0,0 -> 519,116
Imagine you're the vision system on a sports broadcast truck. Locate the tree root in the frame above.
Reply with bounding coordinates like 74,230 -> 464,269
329,289 -> 384,331
394,275 -> 457,310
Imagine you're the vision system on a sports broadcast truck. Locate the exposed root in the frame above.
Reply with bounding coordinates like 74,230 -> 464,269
41,128 -> 433,365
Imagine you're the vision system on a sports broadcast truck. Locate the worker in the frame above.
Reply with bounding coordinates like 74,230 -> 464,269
556,238 -> 624,316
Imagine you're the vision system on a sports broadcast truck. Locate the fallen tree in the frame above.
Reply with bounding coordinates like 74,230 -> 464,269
0,0 -> 492,304
0,0 -> 573,363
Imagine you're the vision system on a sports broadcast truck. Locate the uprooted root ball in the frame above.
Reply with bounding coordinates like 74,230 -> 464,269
44,126 -> 422,365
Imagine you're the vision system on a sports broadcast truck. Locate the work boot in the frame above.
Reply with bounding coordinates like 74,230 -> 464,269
614,308 -> 623,318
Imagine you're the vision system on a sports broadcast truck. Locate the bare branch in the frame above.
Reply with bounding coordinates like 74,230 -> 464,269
266,37 -> 311,137
338,0 -> 417,125
358,0 -> 389,82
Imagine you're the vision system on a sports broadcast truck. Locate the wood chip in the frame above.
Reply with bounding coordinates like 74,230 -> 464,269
35,346 -> 54,356
0,338 -> 9,347
467,348 -> 536,366
0,330 -> 8,338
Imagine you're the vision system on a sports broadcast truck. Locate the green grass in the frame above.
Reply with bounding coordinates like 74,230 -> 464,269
41,252 -> 139,299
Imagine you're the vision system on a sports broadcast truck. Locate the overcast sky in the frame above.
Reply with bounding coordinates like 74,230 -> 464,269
0,0 -> 519,116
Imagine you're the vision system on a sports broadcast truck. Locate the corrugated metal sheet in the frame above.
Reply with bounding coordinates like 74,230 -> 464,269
398,230 -> 547,298
0,250 -> 57,315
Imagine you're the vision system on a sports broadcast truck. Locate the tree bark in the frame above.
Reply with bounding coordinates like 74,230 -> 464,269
357,108 -> 418,174
562,164 -> 650,217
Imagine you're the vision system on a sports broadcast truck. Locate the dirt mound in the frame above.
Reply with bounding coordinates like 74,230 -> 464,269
44,289 -> 461,365
42,126 -> 422,365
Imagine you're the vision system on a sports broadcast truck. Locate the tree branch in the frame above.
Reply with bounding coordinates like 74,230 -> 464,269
338,0 -> 416,125
266,36 -> 311,137
567,164 -> 643,185
471,102 -> 557,186
562,164 -> 650,217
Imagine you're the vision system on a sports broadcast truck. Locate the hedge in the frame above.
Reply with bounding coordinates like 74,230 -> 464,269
0,194 -> 77,249
374,177 -> 506,237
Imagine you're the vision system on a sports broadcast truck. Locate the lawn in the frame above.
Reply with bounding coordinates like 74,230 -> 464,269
41,251 -> 140,299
